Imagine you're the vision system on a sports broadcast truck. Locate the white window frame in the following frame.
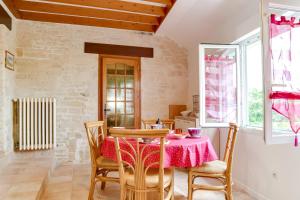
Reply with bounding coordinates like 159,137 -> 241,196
261,1 -> 299,144
239,33 -> 263,129
199,44 -> 241,128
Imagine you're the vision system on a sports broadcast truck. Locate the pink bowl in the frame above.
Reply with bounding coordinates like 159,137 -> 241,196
188,128 -> 201,137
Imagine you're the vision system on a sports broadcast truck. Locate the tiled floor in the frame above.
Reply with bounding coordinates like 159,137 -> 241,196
0,151 -> 255,200
42,162 -> 256,200
0,151 -> 53,200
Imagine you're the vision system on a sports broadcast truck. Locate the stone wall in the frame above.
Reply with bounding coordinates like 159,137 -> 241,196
14,20 -> 188,162
0,17 -> 17,155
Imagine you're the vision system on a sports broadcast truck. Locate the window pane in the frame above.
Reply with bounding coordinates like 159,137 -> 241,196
116,102 -> 125,114
107,76 -> 115,88
126,65 -> 134,75
116,89 -> 125,101
106,102 -> 115,115
107,115 -> 115,127
116,76 -> 125,88
116,115 -> 126,127
203,46 -> 238,124
116,64 -> 125,75
245,40 -> 264,127
107,64 -> 115,74
107,89 -> 115,101
126,115 -> 135,127
126,76 -> 134,88
268,11 -> 299,134
126,89 -> 134,101
272,111 -> 291,134
126,102 -> 134,114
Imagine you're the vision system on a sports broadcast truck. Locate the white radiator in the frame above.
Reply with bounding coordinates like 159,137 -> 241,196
14,98 -> 56,151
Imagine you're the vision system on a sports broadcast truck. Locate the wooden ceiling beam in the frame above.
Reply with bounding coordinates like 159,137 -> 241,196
42,0 -> 166,16
14,0 -> 159,25
0,4 -> 12,30
2,0 -> 21,18
20,11 -> 155,32
142,0 -> 172,5
155,0 -> 176,32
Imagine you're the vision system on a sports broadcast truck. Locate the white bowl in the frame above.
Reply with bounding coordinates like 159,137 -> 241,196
180,110 -> 191,117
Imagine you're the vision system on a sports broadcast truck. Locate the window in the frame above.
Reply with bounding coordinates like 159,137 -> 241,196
240,35 -> 264,128
198,4 -> 300,144
199,44 -> 240,127
240,31 -> 293,140
200,30 -> 295,138
262,4 -> 299,144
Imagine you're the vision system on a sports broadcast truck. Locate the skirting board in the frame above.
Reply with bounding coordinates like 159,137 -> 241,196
234,179 -> 270,200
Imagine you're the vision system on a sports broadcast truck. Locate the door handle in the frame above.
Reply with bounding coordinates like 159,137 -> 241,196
104,104 -> 111,115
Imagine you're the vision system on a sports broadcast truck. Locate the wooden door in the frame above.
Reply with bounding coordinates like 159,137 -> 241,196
99,56 -> 141,131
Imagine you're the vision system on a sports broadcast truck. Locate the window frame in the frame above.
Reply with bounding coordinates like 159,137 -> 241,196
239,33 -> 264,129
199,44 -> 241,128
261,1 -> 298,144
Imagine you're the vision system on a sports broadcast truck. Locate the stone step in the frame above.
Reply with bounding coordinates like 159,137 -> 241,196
0,151 -> 54,200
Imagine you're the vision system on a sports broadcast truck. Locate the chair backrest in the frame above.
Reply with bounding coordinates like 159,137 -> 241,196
84,121 -> 105,166
223,123 -> 239,174
110,128 -> 169,192
142,119 -> 175,130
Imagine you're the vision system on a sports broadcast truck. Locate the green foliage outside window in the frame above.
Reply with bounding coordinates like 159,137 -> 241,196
248,88 -> 291,131
248,88 -> 264,127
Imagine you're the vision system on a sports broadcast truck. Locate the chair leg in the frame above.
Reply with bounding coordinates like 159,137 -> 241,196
89,168 -> 97,200
160,188 -> 164,200
101,171 -> 108,190
120,185 -> 127,200
225,192 -> 229,200
226,176 -> 233,200
168,168 -> 174,200
188,171 -> 193,200
128,189 -> 133,200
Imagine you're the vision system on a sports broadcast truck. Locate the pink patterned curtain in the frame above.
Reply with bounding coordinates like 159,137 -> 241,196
205,55 -> 237,123
269,14 -> 300,146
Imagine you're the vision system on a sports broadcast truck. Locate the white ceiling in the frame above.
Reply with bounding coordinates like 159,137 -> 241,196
158,0 -> 260,50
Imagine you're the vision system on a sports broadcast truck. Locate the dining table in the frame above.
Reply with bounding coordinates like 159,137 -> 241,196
101,133 -> 218,168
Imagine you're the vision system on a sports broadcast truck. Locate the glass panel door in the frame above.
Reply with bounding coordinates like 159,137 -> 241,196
102,57 -> 140,130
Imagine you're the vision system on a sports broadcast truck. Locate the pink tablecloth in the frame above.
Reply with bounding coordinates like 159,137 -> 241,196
101,135 -> 218,168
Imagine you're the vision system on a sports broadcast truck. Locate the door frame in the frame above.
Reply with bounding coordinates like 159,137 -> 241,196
98,54 -> 141,129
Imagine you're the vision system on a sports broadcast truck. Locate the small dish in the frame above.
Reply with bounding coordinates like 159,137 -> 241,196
139,139 -> 170,145
172,133 -> 188,139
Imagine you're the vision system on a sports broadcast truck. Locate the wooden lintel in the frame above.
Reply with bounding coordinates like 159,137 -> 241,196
85,43 -> 154,58
0,4 -> 12,30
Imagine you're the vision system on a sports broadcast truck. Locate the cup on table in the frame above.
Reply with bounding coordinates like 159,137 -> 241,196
151,124 -> 163,129
175,128 -> 182,134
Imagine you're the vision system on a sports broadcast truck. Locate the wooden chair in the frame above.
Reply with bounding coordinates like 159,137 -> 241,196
142,119 -> 175,130
187,123 -> 239,200
84,121 -> 119,200
110,128 -> 174,200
